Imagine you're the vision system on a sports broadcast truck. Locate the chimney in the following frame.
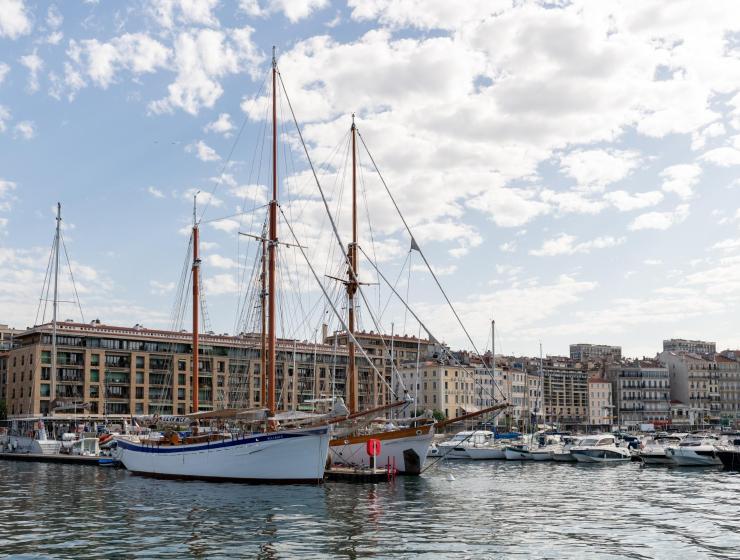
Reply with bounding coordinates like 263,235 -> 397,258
321,323 -> 328,342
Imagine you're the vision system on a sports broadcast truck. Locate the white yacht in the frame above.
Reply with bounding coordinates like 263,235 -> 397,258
437,430 -> 494,459
638,434 -> 683,465
666,434 -> 721,466
570,434 -> 631,463
465,441 -> 507,460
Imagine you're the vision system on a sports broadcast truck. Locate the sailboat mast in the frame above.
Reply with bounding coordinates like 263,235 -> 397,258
260,232 -> 267,408
192,194 -> 200,413
51,202 -> 61,416
346,114 -> 359,414
267,47 -> 278,417
539,342 -> 543,424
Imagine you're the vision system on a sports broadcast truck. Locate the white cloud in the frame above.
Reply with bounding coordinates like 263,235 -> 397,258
411,263 -> 457,276
185,188 -> 222,207
0,105 -> 11,132
0,179 -> 17,211
229,184 -> 267,204
149,0 -> 220,29
499,241 -> 516,253
529,233 -> 625,257
149,279 -> 175,295
467,186 -> 549,227
46,4 -> 63,29
559,149 -> 641,192
0,0 -> 32,39
209,218 -> 239,233
147,186 -> 165,198
540,190 -> 606,215
206,254 -> 238,269
13,120 -> 35,140
643,259 -> 662,265
711,238 -> 740,252
204,272 -> 238,295
19,51 -> 43,93
69,33 -> 171,89
629,204 -> 690,231
660,163 -> 702,199
0,62 -> 10,85
604,190 -> 664,211
700,146 -> 740,167
149,27 -> 262,115
691,121 -> 726,150
239,0 -> 329,23
204,112 -> 234,136
185,140 -> 220,162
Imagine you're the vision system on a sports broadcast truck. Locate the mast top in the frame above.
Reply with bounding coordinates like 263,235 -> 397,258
192,190 -> 200,228
351,112 -> 355,129
272,45 -> 277,68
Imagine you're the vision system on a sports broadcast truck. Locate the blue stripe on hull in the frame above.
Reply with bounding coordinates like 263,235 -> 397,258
117,428 -> 327,454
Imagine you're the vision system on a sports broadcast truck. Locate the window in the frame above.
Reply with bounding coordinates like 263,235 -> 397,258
178,374 -> 185,386
135,387 -> 144,399
136,372 -> 145,384
91,354 -> 100,366
136,356 -> 145,368
89,385 -> 99,397
178,360 -> 186,371
90,369 -> 99,382
40,384 -> 50,397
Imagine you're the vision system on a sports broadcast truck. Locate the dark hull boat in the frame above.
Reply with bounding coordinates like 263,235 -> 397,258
716,447 -> 740,471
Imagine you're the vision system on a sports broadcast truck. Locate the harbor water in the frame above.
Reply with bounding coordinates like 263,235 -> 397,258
1,460 -> 739,559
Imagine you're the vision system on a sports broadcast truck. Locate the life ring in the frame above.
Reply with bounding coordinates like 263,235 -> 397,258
366,438 -> 382,457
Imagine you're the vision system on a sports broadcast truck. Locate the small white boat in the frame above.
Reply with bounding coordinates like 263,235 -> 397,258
504,442 -> 534,461
7,420 -> 62,455
437,430 -> 494,459
71,435 -> 101,457
570,435 -> 631,463
639,434 -> 683,465
666,435 -> 721,466
465,442 -> 507,460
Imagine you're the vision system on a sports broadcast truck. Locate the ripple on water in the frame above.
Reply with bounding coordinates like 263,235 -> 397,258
0,460 -> 739,558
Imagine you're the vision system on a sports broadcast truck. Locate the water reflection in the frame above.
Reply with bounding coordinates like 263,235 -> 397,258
0,461 -> 739,558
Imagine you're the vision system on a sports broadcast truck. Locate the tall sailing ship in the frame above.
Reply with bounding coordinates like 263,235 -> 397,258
114,51 -> 331,483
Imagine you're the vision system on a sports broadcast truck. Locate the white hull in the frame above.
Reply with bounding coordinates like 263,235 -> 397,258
640,452 -> 674,465
8,436 -> 62,455
504,447 -> 534,461
330,427 -> 434,474
116,427 -> 330,482
571,451 -> 630,463
668,450 -> 721,466
465,446 -> 506,460
530,450 -> 554,461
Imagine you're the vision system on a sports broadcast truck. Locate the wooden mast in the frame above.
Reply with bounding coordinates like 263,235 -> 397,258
267,47 -> 278,418
192,194 -> 200,413
260,231 -> 267,408
346,114 -> 359,414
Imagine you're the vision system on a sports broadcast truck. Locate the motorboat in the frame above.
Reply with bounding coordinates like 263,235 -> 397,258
638,434 -> 683,465
437,430 -> 494,459
504,441 -> 534,461
5,419 -> 62,455
71,435 -> 101,457
552,436 -> 582,462
465,441 -> 507,460
715,436 -> 740,471
666,434 -> 721,466
570,434 -> 631,463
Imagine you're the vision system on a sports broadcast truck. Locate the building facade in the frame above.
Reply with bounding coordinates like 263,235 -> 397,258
607,361 -> 671,427
0,324 -> 22,352
659,351 -> 722,427
5,321 -> 354,419
569,344 -> 622,362
588,377 -> 612,426
662,339 -> 716,355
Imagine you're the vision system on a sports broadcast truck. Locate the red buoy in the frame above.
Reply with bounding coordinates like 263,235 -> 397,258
366,438 -> 381,457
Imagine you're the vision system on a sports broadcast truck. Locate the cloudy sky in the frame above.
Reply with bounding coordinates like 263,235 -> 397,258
2,0 -> 740,358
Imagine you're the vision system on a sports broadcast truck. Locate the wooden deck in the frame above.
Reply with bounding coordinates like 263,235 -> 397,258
324,466 -> 392,483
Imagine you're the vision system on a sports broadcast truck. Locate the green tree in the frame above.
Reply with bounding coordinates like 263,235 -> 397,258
432,409 -> 446,422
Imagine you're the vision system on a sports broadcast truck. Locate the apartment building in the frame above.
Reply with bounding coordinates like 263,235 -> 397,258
607,361 -> 671,427
588,377 -> 613,426
716,354 -> 740,427
662,339 -> 716,355
569,343 -> 621,362
0,324 -> 22,351
659,351 -> 722,426
4,321 -> 352,419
